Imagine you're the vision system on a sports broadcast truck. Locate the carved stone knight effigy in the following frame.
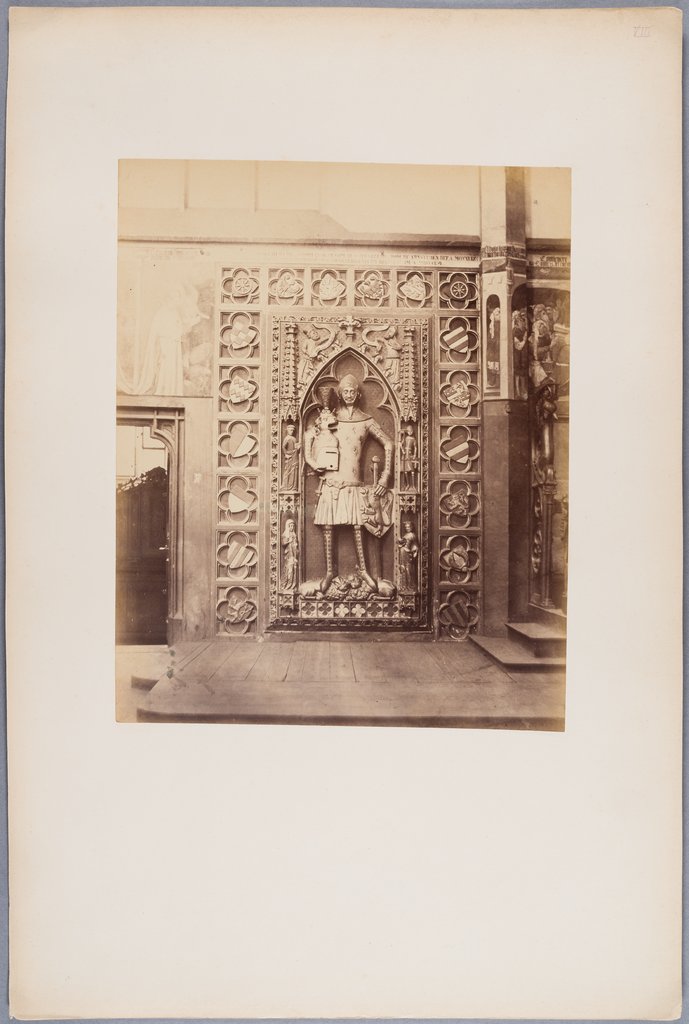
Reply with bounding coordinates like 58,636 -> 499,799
303,372 -> 394,594
271,312 -> 429,629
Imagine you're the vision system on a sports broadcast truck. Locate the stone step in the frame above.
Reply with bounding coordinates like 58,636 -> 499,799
506,622 -> 567,658
131,674 -> 160,691
470,634 -> 565,673
527,603 -> 567,634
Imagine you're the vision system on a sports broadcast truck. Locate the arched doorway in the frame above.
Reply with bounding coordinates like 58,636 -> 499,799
116,409 -> 184,644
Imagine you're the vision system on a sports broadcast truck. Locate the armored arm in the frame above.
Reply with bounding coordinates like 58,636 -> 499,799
368,419 -> 393,489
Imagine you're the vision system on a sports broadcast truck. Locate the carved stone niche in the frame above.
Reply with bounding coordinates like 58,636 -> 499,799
270,314 -> 429,630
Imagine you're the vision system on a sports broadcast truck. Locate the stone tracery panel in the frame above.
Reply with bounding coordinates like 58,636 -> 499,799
217,419 -> 259,471
354,269 -> 391,307
436,268 -> 482,639
221,267 -> 260,304
220,311 -> 260,359
439,271 -> 479,310
396,270 -> 433,308
215,273 -> 262,635
311,268 -> 347,307
439,316 -> 480,364
213,253 -> 482,640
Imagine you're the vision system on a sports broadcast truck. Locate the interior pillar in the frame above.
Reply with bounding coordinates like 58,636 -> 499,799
479,167 -> 531,634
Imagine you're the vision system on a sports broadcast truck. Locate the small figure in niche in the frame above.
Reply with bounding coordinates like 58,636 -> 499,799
281,424 -> 301,491
281,518 -> 299,591
397,520 -> 419,593
380,325 -> 404,385
487,304 -> 501,389
399,425 -> 418,491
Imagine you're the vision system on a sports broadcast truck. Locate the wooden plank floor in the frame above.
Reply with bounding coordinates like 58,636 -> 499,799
120,638 -> 565,731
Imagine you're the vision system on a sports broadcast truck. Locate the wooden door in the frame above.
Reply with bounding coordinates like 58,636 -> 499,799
116,465 -> 169,643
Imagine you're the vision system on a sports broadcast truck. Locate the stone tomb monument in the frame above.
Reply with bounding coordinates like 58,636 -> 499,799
271,316 -> 429,628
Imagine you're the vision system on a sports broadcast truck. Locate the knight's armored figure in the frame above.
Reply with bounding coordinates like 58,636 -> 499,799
303,373 -> 393,593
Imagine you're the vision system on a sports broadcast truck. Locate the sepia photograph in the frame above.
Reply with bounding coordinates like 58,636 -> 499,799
116,160 -> 571,729
7,6 -> 682,1018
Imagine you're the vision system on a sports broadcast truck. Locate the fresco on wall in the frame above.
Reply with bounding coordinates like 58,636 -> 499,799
511,285 -> 570,402
485,294 -> 501,389
117,257 -> 214,397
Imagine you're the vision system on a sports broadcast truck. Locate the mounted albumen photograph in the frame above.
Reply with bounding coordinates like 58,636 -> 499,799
116,160 -> 570,729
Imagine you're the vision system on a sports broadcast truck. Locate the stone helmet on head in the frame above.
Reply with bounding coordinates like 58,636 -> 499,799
337,373 -> 361,402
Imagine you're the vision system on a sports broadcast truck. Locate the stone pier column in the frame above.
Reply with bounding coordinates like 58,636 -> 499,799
479,167 -> 531,634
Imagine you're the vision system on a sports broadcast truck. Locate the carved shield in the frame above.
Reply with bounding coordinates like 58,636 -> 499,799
359,487 -> 394,538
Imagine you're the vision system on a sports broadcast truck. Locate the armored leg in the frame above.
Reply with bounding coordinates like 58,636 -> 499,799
320,525 -> 334,594
354,526 -> 377,592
